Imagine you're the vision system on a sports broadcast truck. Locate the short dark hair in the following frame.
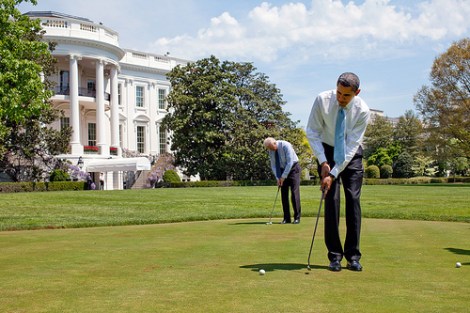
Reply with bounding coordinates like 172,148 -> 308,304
337,72 -> 360,92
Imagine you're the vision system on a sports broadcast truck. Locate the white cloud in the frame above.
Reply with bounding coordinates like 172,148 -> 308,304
148,0 -> 470,63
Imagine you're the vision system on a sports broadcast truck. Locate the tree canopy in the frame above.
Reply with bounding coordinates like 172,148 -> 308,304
0,0 -> 71,181
414,37 -> 470,161
163,56 -> 301,180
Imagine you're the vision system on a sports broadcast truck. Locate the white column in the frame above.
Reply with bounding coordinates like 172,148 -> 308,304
110,66 -> 121,156
95,59 -> 109,156
69,55 -> 83,155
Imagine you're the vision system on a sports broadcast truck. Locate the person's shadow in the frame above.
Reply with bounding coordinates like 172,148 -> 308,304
240,263 -> 328,272
445,247 -> 470,265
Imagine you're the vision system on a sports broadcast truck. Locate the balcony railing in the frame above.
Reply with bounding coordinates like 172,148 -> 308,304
52,87 -> 111,101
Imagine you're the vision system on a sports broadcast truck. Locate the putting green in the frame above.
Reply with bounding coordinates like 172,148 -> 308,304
0,218 -> 468,312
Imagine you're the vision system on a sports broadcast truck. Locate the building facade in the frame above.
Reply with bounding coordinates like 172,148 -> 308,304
25,11 -> 189,190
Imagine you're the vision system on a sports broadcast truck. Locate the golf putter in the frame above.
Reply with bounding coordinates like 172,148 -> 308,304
266,186 -> 280,225
307,190 -> 325,270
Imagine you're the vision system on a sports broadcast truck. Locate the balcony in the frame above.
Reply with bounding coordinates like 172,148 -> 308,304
53,87 -> 111,101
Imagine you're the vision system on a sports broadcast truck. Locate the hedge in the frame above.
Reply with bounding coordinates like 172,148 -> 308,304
0,176 -> 468,193
0,181 -> 86,193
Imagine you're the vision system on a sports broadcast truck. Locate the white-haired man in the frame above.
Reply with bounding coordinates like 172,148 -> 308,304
264,137 -> 301,224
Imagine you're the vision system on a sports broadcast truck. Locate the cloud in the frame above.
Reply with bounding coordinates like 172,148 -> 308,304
148,0 -> 470,63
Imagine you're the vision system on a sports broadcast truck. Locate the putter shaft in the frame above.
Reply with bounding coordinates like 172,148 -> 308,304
307,191 -> 325,270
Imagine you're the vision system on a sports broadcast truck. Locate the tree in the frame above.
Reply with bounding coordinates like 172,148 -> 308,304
163,56 -> 299,180
414,38 -> 470,166
0,0 -> 71,181
394,152 -> 414,178
363,115 -> 394,158
367,147 -> 392,168
393,110 -> 424,157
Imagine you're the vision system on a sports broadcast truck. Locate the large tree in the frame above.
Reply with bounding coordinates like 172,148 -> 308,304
393,110 -> 424,157
414,38 -> 470,165
0,0 -> 71,181
163,56 -> 299,180
363,114 -> 394,158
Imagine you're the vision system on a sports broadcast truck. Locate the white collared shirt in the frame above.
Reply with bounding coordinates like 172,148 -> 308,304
306,89 -> 370,177
268,140 -> 299,179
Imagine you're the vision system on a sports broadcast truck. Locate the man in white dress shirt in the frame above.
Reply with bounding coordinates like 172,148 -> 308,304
306,72 -> 370,272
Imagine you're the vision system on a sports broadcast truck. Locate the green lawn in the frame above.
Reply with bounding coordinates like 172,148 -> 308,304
0,185 -> 468,231
0,185 -> 469,312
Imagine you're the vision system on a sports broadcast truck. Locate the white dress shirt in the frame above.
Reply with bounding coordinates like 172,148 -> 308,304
268,140 -> 299,179
306,89 -> 370,178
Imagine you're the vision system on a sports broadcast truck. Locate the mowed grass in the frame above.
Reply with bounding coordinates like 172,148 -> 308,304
0,185 -> 468,230
0,185 -> 469,312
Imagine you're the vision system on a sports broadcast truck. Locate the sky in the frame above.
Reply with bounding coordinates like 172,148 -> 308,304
18,0 -> 470,127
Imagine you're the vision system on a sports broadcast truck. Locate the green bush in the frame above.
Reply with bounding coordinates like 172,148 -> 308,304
380,165 -> 393,178
163,170 -> 181,183
365,165 -> 380,178
49,169 -> 70,182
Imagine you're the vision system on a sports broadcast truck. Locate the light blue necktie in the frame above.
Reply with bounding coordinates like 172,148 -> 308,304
334,108 -> 346,166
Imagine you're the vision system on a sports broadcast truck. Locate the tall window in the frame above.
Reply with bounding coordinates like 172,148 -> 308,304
59,70 -> 69,94
137,126 -> 145,153
119,124 -> 123,148
136,86 -> 144,107
158,89 -> 166,109
159,125 -> 167,154
117,83 -> 122,105
87,80 -> 96,97
60,117 -> 70,131
88,123 -> 96,146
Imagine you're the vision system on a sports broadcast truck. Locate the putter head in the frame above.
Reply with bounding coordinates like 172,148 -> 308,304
266,222 -> 272,225
307,265 -> 311,271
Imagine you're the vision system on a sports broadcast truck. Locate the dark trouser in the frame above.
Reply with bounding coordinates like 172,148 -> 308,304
319,144 -> 363,263
281,162 -> 301,221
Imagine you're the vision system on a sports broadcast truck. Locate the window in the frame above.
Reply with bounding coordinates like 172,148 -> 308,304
137,126 -> 145,153
158,89 -> 166,110
119,124 -> 123,148
159,125 -> 167,154
88,123 -> 96,146
118,83 -> 122,105
136,86 -> 144,107
87,80 -> 96,97
60,117 -> 70,131
59,70 -> 69,94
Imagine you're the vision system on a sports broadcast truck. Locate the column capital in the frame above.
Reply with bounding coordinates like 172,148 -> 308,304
69,54 -> 82,61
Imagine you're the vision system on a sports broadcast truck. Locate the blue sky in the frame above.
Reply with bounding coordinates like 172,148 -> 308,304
18,0 -> 470,127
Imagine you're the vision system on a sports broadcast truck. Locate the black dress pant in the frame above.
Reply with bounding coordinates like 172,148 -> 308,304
320,144 -> 363,263
280,162 -> 301,221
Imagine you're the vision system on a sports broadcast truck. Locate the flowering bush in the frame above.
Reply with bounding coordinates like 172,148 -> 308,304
84,145 -> 99,152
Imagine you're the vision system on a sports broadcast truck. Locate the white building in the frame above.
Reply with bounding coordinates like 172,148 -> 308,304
25,11 -> 189,190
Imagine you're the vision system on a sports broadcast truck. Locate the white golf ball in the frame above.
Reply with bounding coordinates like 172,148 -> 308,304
259,269 -> 266,275
456,262 -> 462,268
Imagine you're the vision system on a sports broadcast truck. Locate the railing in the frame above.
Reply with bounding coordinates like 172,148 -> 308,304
52,87 -> 111,101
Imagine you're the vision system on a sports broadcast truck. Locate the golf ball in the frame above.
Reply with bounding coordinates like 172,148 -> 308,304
456,262 -> 461,268
259,269 -> 266,275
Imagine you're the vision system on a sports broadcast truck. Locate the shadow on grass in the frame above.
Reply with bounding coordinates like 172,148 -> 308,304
445,247 -> 470,256
240,263 -> 328,272
229,221 -> 282,225
445,247 -> 470,266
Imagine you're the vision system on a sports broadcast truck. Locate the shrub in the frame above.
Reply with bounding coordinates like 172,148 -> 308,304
380,165 -> 393,178
163,170 -> 181,183
49,169 -> 70,182
365,165 -> 380,178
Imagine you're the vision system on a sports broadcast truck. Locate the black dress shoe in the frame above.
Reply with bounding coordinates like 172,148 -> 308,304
347,260 -> 363,271
328,260 -> 342,272
281,219 -> 291,224
293,219 -> 300,224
